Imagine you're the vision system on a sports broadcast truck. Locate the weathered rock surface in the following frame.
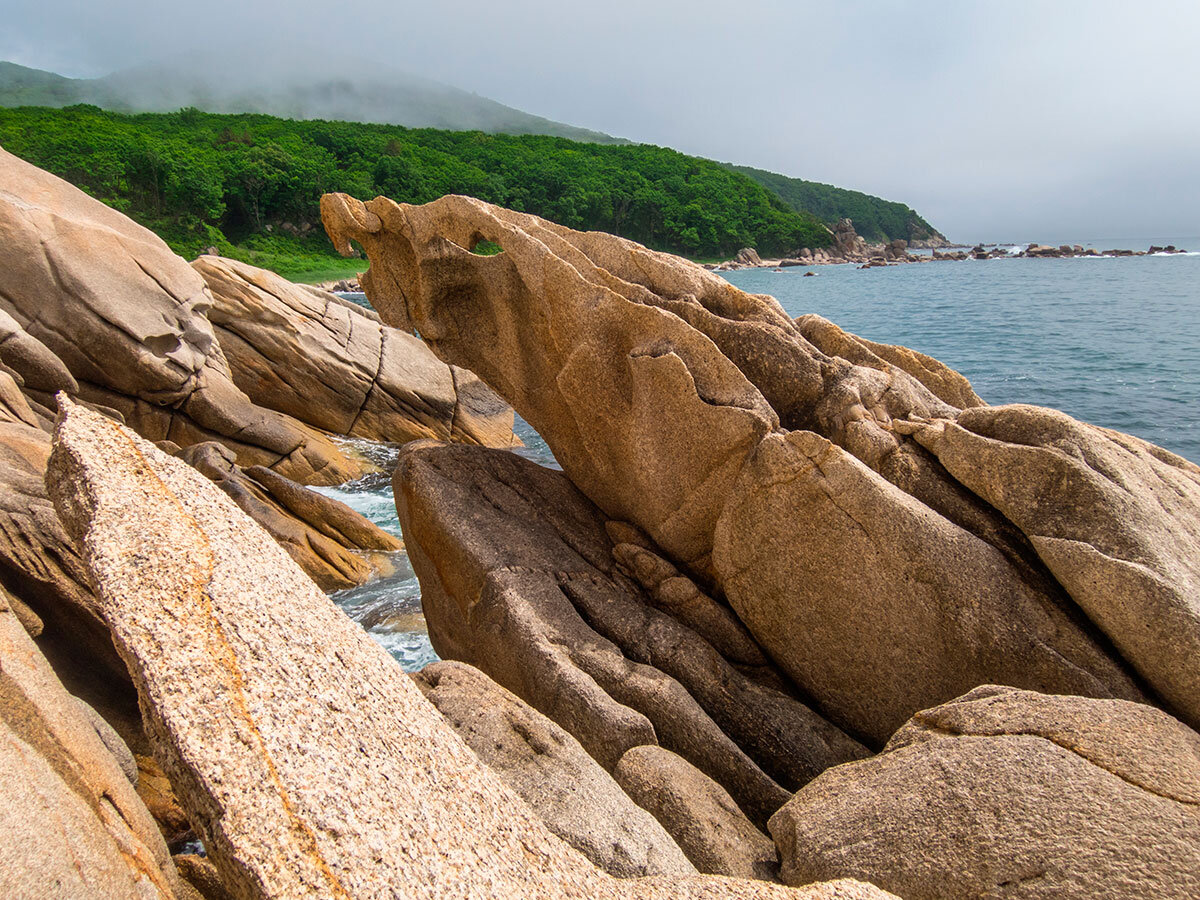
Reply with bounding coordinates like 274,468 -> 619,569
324,191 -> 1159,744
0,415 -> 128,690
174,440 -> 400,591
192,255 -> 515,447
905,405 -> 1200,728
616,745 -> 780,882
769,686 -> 1200,899
794,315 -> 984,410
0,146 -> 360,486
394,440 -> 867,827
0,586 -> 187,899
47,396 -> 896,900
412,659 -> 695,878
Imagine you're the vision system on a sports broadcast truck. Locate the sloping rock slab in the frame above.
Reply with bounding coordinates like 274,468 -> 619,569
769,685 -> 1200,899
394,440 -> 866,828
906,404 -> 1200,729
616,745 -> 779,882
46,396 -> 896,900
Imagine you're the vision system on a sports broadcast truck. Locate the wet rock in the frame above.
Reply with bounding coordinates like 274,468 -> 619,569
769,686 -> 1200,899
193,255 -> 515,447
412,660 -> 695,878
0,147 -> 361,486
616,745 -> 780,881
46,396 -> 896,900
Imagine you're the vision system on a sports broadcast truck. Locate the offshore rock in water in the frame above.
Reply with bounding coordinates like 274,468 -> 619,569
192,254 -> 516,448
321,191 -> 1200,744
46,396 -> 896,900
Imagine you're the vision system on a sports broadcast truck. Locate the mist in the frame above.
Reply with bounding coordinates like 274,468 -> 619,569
3,0 -> 1197,242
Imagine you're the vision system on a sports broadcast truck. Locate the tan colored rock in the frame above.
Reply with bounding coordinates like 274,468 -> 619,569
192,255 -> 515,447
905,404 -> 1200,730
0,417 -> 127,689
323,192 -> 1169,745
173,854 -> 233,900
395,441 -> 866,826
412,660 -> 696,878
712,429 -> 1141,743
47,396 -> 896,900
0,147 -> 360,485
0,586 -> 187,899
322,191 -> 781,573
794,315 -> 983,410
176,440 -> 399,591
769,686 -> 1200,899
616,746 -> 779,882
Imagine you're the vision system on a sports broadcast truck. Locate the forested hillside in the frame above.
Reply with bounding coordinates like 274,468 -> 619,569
728,164 -> 946,244
0,105 -> 832,277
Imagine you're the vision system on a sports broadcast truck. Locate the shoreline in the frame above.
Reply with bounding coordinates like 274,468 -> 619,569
708,240 -> 1192,273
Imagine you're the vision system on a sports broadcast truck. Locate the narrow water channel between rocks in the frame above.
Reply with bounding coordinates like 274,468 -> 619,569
315,297 -> 559,670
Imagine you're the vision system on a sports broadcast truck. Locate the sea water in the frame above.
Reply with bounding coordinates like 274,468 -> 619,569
326,250 -> 1200,669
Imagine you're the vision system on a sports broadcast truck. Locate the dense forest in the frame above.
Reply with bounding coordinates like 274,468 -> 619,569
728,164 -> 946,245
0,105 -> 833,277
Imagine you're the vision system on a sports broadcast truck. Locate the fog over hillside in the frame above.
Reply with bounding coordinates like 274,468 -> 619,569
0,56 -> 624,143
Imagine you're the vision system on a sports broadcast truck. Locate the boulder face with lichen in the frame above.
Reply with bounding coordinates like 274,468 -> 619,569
322,191 -> 1199,745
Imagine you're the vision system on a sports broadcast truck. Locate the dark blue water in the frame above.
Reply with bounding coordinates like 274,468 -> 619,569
329,253 -> 1200,668
723,253 -> 1200,463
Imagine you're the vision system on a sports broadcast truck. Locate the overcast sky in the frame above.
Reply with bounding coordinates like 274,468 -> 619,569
3,0 -> 1197,242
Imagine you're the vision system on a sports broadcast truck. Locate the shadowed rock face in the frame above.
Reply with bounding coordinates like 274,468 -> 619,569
322,192 -> 1190,743
0,586 -> 187,900
46,396 -> 896,900
192,255 -> 515,448
0,147 -> 360,486
769,686 -> 1200,899
394,441 -> 869,829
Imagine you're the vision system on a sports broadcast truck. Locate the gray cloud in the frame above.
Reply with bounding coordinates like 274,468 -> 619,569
2,0 -> 1197,242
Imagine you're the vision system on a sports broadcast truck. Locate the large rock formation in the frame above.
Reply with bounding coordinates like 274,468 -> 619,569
192,255 -> 515,447
412,660 -> 695,878
47,396 -> 895,900
0,586 -> 189,899
322,192 -> 1177,745
394,440 -> 868,828
769,686 -> 1200,899
0,146 -> 360,486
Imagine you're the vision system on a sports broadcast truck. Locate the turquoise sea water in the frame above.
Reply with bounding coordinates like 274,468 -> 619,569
326,250 -> 1200,668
